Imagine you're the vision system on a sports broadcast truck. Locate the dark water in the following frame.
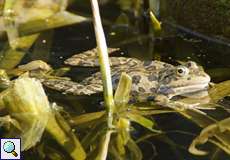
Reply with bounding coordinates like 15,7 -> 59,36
20,1 -> 230,160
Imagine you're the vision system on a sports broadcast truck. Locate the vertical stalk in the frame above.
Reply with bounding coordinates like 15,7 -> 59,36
90,0 -> 115,159
90,0 -> 114,128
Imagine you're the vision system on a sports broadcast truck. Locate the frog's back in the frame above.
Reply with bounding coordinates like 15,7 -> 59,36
81,60 -> 172,97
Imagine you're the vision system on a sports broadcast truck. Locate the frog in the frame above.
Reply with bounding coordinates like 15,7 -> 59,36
41,48 -> 211,103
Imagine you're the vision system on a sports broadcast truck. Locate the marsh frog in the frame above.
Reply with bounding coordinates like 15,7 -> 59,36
42,48 -> 211,103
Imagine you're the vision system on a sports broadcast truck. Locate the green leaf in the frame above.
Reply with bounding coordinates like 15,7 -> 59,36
115,118 -> 131,156
126,112 -> 161,133
95,130 -> 113,160
46,108 -> 86,160
126,138 -> 143,160
0,34 -> 39,69
209,80 -> 230,103
189,117 -> 230,156
3,77 -> 51,151
3,0 -> 19,49
114,72 -> 132,107
19,11 -> 88,36
81,121 -> 107,150
131,106 -> 175,116
70,111 -> 105,126
149,11 -> 161,35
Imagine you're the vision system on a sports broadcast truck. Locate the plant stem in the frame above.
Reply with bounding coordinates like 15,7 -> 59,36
90,0 -> 114,128
95,130 -> 113,160
90,0 -> 115,159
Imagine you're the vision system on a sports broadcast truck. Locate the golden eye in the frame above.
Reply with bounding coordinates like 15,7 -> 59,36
176,66 -> 189,76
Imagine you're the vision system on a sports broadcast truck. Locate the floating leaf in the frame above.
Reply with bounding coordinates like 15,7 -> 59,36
19,11 -> 88,36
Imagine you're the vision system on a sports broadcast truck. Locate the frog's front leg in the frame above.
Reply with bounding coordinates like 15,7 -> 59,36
154,94 -> 171,104
155,94 -> 206,114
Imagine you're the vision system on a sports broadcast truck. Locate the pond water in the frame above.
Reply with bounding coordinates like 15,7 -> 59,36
1,0 -> 230,160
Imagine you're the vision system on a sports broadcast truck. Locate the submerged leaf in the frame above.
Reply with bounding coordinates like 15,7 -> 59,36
46,104 -> 86,160
0,34 -> 39,69
115,118 -> 131,156
126,112 -> 161,133
189,117 -> 230,156
3,77 -> 51,150
209,80 -> 230,103
70,111 -> 105,126
126,138 -> 143,160
81,121 -> 107,150
95,130 -> 114,160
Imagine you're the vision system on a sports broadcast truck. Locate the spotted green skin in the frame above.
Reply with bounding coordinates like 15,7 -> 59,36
43,48 -> 211,102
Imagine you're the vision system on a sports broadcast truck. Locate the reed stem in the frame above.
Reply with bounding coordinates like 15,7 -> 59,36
90,0 -> 115,159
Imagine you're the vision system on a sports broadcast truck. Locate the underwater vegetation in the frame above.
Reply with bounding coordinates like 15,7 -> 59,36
0,0 -> 229,160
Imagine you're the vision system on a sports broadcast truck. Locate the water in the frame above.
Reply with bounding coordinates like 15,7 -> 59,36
19,1 -> 230,159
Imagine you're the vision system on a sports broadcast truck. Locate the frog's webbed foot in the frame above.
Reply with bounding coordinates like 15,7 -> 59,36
64,47 -> 143,68
64,48 -> 119,67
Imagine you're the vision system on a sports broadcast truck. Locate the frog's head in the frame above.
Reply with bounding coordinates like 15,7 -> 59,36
157,61 -> 210,97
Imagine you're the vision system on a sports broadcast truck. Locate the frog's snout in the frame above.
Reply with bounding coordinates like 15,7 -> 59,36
202,72 -> 211,84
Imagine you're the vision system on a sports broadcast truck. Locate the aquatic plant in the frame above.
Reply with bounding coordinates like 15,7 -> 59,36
0,0 -> 230,160
0,0 -> 87,69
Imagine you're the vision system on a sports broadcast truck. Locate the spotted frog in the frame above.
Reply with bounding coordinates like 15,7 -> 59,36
42,48 -> 211,102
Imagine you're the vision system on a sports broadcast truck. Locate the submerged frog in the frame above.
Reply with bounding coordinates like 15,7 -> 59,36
41,48 -> 211,103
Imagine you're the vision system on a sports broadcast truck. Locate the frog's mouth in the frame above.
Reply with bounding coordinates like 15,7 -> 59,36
172,82 -> 209,95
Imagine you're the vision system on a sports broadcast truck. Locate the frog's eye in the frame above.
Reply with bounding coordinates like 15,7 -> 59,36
176,66 -> 189,76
